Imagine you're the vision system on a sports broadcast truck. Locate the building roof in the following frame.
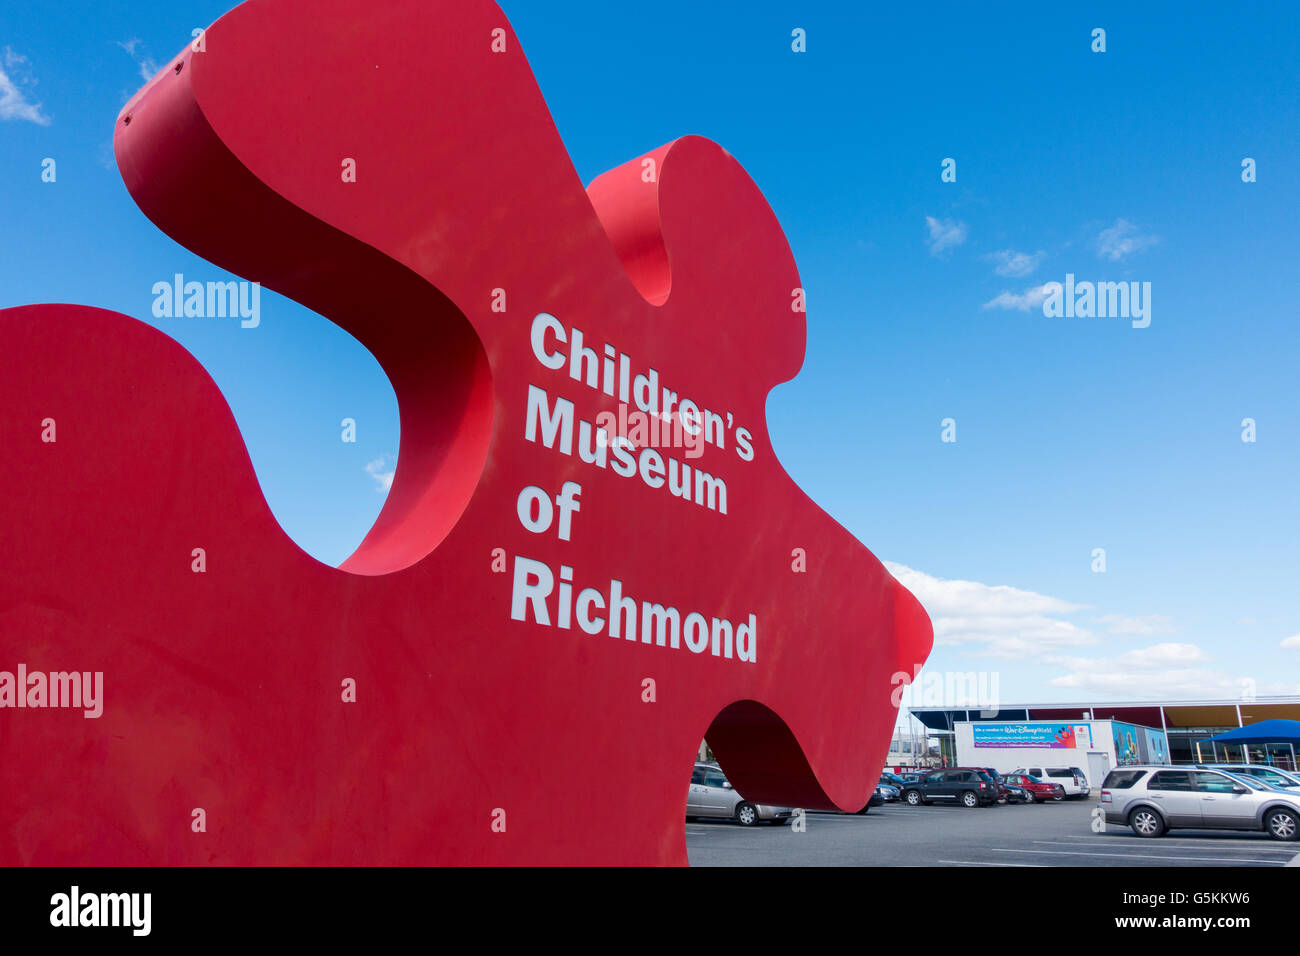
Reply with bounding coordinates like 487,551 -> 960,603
906,696 -> 1300,732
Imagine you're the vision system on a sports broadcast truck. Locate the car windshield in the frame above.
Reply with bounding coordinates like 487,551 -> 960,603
1250,770 -> 1300,787
1220,771 -> 1267,791
1209,767 -> 1292,790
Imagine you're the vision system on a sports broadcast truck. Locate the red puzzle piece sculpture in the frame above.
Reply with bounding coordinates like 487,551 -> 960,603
0,0 -> 932,865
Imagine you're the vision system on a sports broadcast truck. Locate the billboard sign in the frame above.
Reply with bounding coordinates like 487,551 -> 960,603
1143,728 -> 1170,764
973,723 -> 1081,748
1113,721 -> 1143,765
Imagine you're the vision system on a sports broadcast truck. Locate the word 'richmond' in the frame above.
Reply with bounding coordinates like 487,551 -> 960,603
510,555 -> 757,663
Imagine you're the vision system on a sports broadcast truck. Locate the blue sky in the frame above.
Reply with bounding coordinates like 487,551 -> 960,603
2,0 -> 1298,709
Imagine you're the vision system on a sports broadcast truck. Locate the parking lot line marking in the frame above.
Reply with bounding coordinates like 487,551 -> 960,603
991,848 -> 1285,864
936,860 -> 1047,867
1032,839 -> 1297,854
1074,830 -> 1285,842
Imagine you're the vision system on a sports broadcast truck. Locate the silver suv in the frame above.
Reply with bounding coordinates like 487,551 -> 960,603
686,763 -> 795,826
1101,765 -> 1300,840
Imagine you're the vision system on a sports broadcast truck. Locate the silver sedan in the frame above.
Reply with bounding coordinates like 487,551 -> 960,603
686,763 -> 796,826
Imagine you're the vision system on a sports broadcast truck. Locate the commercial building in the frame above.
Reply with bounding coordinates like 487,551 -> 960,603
908,696 -> 1300,773
952,718 -> 1169,788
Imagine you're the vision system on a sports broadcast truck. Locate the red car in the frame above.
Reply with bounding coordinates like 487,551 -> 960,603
1002,772 -> 1067,803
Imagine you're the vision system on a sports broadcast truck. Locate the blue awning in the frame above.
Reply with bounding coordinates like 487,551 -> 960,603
1205,718 -> 1300,745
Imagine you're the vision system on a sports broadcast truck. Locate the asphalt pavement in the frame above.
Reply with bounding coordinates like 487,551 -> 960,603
686,798 -> 1300,866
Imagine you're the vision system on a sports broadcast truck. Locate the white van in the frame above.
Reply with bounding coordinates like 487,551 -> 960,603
1012,765 -> 1089,798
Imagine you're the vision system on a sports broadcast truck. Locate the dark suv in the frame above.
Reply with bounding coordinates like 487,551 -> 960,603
901,768 -> 1000,807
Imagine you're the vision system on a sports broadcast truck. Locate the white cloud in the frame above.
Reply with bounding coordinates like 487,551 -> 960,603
982,284 -> 1051,311
364,455 -> 395,493
987,249 -> 1045,277
1118,643 -> 1210,666
0,47 -> 51,125
1094,614 -> 1176,636
116,38 -> 159,81
887,563 -> 1292,699
1096,218 -> 1157,261
885,562 -> 1094,659
925,216 -> 967,256
1044,642 -> 1256,698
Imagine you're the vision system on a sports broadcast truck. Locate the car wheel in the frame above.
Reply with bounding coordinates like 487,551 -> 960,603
1129,806 -> 1166,838
1265,808 -> 1299,841
961,791 -> 979,808
735,802 -> 758,827
1023,791 -> 1035,804
904,789 -> 922,806
1053,794 -> 1065,801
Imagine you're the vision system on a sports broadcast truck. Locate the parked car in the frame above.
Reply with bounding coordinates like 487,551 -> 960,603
900,768 -> 999,807
1003,781 -> 1031,804
1012,765 -> 1089,798
1199,764 -> 1300,791
686,763 -> 795,826
982,768 -> 1012,803
1100,765 -> 1300,840
880,771 -> 910,791
1002,772 -> 1067,803
854,782 -> 902,813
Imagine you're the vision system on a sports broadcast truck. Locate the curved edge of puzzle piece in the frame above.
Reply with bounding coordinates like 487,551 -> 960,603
114,40 -> 494,577
588,135 -> 808,396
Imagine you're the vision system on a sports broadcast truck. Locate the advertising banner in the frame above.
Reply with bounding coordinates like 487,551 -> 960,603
1113,722 -> 1143,765
973,723 -> 1080,748
1142,727 -> 1170,764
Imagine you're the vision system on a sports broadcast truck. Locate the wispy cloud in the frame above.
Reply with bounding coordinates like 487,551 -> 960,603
364,455 -> 395,493
1044,642 -> 1258,698
0,47 -> 51,125
885,562 -> 1094,659
1096,218 -> 1157,261
1094,614 -> 1176,636
986,249 -> 1045,277
924,216 -> 967,256
887,562 -> 1288,698
116,38 -> 160,81
982,284 -> 1051,311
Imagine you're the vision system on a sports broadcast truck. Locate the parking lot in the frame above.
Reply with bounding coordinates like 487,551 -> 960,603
686,799 -> 1300,867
